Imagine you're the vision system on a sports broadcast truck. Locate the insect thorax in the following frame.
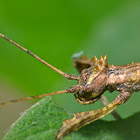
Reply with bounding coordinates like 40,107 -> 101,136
108,63 -> 140,93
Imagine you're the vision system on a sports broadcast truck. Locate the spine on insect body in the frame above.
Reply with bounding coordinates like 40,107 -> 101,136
108,63 -> 140,93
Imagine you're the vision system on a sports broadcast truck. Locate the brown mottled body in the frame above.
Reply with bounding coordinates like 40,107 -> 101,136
0,34 -> 140,140
108,63 -> 140,93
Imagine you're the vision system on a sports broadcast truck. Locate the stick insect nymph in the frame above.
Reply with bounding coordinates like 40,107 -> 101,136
0,33 -> 140,140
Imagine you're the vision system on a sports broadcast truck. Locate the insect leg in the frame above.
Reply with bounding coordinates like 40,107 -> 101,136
74,94 -> 99,105
100,95 -> 121,120
55,92 -> 132,140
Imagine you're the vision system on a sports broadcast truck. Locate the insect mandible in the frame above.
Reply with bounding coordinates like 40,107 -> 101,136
0,33 -> 140,140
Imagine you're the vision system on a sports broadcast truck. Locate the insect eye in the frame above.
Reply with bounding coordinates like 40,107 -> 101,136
85,84 -> 92,92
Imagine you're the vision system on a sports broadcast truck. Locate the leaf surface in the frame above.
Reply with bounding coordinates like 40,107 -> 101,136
4,97 -> 140,140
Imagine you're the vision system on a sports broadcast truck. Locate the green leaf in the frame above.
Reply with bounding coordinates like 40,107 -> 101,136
3,97 -> 72,140
3,96 -> 140,140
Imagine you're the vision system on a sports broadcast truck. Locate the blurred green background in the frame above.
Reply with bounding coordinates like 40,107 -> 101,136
0,0 -> 140,139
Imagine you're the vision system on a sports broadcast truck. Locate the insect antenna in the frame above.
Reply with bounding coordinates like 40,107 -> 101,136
0,33 -> 79,80
0,89 -> 71,106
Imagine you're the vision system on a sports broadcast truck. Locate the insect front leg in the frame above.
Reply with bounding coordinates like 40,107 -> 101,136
55,91 -> 132,140
74,93 -> 99,105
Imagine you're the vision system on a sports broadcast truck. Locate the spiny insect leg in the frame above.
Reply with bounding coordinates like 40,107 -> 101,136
55,92 -> 132,140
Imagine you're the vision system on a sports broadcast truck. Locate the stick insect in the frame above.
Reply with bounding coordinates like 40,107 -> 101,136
0,33 -> 140,140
